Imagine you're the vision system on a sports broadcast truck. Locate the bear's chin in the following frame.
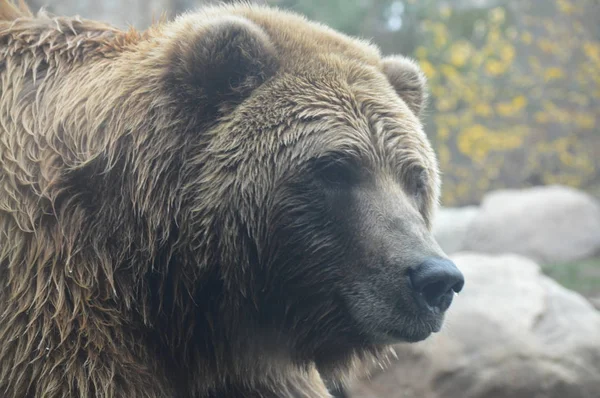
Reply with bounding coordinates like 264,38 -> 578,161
366,313 -> 446,345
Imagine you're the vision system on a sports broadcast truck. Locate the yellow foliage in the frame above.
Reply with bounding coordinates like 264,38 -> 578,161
556,0 -> 576,14
512,96 -> 527,110
544,67 -> 565,81
425,22 -> 449,49
499,43 -> 516,63
495,96 -> 526,117
489,7 -> 506,24
448,41 -> 472,67
521,31 -> 533,44
414,1 -> 599,205
434,33 -> 447,49
537,38 -> 558,54
583,41 -> 600,63
484,60 -> 507,76
487,30 -> 501,44
496,102 -> 514,117
474,103 -> 493,117
419,60 -> 436,78
415,46 -> 428,59
440,64 -> 460,81
437,126 -> 450,140
430,85 -> 445,98
457,124 -> 525,164
574,113 -> 596,129
435,97 -> 456,112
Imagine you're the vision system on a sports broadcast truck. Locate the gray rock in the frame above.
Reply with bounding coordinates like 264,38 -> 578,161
432,206 -> 479,254
461,185 -> 600,264
345,253 -> 600,398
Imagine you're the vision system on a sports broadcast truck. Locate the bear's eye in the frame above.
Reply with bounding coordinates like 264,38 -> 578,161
313,156 -> 357,186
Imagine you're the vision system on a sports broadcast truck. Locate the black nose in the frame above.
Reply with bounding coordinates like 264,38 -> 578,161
410,257 -> 464,311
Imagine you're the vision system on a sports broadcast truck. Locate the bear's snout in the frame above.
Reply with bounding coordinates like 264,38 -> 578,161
409,257 -> 464,312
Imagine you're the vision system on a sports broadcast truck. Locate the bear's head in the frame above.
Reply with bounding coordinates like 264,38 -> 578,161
157,5 -> 464,375
0,2 -> 464,392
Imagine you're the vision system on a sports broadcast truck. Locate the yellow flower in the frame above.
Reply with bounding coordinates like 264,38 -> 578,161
556,0 -> 575,14
512,95 -> 527,110
500,44 -> 515,62
487,30 -> 501,44
485,60 -> 506,76
496,102 -> 514,117
440,64 -> 459,80
544,67 -> 565,81
429,22 -> 449,49
448,41 -> 472,67
474,103 -> 493,117
521,31 -> 533,44
583,42 -> 600,63
419,60 -> 436,79
489,7 -> 506,24
574,113 -> 595,129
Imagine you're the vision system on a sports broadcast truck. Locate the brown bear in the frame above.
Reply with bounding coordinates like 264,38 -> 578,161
0,1 -> 464,397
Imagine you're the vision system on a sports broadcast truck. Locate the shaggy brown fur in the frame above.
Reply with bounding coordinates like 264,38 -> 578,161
0,1 -> 446,397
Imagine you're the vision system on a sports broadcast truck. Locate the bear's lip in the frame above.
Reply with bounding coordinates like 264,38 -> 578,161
379,308 -> 446,344
384,316 -> 444,343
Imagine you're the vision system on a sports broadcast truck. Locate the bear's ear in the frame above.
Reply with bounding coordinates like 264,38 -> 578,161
164,16 -> 279,114
382,56 -> 428,118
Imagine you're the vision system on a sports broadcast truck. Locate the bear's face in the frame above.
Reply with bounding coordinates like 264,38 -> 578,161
242,64 -> 462,349
191,58 -> 463,360
164,7 -> 464,367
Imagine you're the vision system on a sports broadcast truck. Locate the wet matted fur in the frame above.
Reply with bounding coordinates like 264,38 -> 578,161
0,1 -> 447,397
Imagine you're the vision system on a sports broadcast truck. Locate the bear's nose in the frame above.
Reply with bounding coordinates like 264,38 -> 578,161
409,257 -> 464,311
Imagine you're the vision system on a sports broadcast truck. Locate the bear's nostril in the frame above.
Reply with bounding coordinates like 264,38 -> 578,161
451,279 -> 465,294
410,257 -> 465,310
421,281 -> 448,307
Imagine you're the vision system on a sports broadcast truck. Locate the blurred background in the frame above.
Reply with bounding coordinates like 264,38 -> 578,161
24,1 -> 600,397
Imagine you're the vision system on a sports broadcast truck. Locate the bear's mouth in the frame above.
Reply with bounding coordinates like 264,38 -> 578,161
377,290 -> 457,343
371,308 -> 446,344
